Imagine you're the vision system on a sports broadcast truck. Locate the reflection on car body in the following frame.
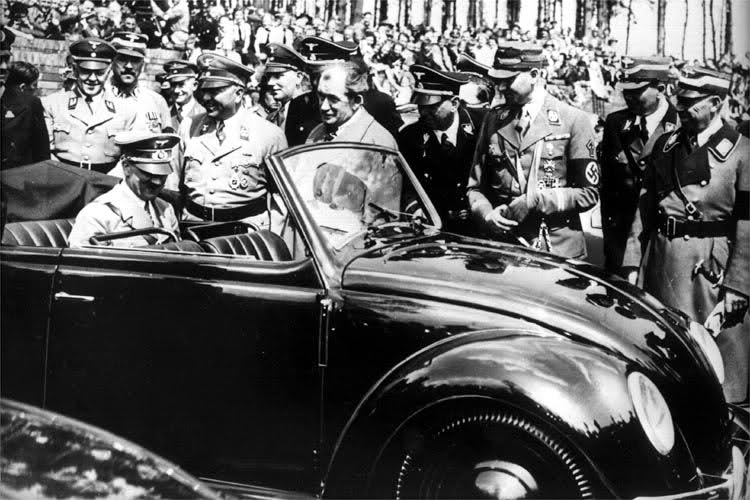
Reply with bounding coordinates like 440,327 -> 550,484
0,143 -> 748,499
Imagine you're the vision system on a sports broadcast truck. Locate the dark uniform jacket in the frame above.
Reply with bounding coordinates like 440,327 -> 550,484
623,124 -> 749,401
1,87 -> 51,169
398,107 -> 478,234
268,91 -> 321,147
599,101 -> 679,273
467,91 -> 600,258
363,88 -> 404,138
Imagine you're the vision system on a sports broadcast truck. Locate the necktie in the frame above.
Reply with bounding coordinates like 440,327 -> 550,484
145,201 -> 162,228
441,132 -> 454,149
515,109 -> 531,138
176,105 -> 183,122
323,127 -> 337,142
638,115 -> 649,142
276,105 -> 287,129
216,120 -> 226,144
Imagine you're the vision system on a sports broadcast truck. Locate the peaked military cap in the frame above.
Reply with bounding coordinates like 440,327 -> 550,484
116,131 -> 180,175
676,65 -> 732,98
265,43 -> 310,74
411,65 -> 471,105
488,42 -> 545,80
109,31 -> 148,58
164,59 -> 198,82
69,38 -> 117,70
196,53 -> 254,89
619,55 -> 671,90
455,53 -> 491,78
0,27 -> 16,56
298,36 -> 359,65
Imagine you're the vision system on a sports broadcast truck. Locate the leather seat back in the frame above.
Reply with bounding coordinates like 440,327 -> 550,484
1,219 -> 75,247
150,240 -> 205,252
200,230 -> 292,261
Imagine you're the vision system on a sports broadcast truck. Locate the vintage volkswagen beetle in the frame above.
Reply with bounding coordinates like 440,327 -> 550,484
1,143 -> 747,499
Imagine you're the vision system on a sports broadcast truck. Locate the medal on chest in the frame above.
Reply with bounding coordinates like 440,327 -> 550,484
147,111 -> 161,133
538,160 -> 560,190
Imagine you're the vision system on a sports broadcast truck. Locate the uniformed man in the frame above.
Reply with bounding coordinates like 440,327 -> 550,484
68,131 -> 180,248
163,59 -> 204,130
600,56 -> 678,275
264,43 -> 320,147
107,31 -> 171,133
467,42 -> 600,258
397,65 -> 477,234
1,26 -> 51,169
298,36 -> 404,137
455,52 -> 494,128
306,62 -> 397,149
623,66 -> 749,402
180,53 -> 288,226
42,38 -> 137,173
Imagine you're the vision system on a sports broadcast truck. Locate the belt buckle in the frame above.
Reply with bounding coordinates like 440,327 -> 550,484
80,159 -> 91,170
666,216 -> 677,238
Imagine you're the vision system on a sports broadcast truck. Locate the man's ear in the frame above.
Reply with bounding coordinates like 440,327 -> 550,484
352,93 -> 364,108
450,96 -> 460,111
708,95 -> 723,111
18,82 -> 27,92
656,82 -> 666,93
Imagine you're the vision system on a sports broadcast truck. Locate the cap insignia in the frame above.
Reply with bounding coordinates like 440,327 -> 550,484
89,41 -> 100,50
623,119 -> 632,131
155,139 -> 169,147
156,150 -> 168,160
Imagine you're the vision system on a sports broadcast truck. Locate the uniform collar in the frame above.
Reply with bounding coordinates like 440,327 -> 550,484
424,109 -> 460,145
643,96 -> 669,136
109,79 -> 140,98
696,115 -> 723,147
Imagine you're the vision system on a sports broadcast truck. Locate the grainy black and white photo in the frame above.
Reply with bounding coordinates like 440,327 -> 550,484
0,0 -> 748,498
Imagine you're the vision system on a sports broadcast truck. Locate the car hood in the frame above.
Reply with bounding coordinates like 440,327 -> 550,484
341,233 -> 730,465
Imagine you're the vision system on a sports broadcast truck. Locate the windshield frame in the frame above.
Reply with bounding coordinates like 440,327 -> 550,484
267,142 -> 442,287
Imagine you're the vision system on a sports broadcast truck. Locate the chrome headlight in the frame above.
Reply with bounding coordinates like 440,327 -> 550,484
627,372 -> 675,455
688,321 -> 725,384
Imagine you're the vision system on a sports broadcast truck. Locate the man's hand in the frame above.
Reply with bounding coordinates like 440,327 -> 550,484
485,205 -> 518,233
723,289 -> 749,328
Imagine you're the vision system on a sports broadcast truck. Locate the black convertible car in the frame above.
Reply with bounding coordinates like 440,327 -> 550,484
1,143 -> 747,499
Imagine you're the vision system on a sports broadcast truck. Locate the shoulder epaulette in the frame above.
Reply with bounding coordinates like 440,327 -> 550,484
708,128 -> 740,162
68,96 -> 78,110
662,130 -> 681,153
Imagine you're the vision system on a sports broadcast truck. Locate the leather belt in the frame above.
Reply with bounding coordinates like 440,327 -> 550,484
657,215 -> 734,239
58,157 -> 118,174
185,197 -> 266,222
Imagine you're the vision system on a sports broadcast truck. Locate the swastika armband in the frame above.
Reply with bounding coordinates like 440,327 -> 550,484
569,159 -> 601,187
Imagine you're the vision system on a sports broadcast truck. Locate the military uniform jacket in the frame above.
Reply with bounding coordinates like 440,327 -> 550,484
1,87 -> 51,169
306,107 -> 398,150
68,182 -> 179,248
108,82 -> 172,133
599,102 -> 679,272
363,88 -> 404,138
267,91 -> 321,147
42,88 -> 137,171
181,108 -> 288,211
398,108 -> 477,234
467,91 -> 600,258
624,124 -> 750,314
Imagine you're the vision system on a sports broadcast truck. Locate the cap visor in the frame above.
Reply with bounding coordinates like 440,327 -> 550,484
676,87 -> 710,98
618,81 -> 650,91
135,163 -> 172,175
76,60 -> 111,70
116,48 -> 145,58
198,79 -> 236,89
264,65 -> 295,74
167,74 -> 193,82
413,93 -> 448,106
487,68 -> 519,80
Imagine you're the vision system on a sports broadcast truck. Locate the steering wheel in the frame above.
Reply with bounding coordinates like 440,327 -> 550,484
89,227 -> 178,246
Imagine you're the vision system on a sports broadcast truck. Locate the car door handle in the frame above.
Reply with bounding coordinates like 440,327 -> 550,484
54,291 -> 95,303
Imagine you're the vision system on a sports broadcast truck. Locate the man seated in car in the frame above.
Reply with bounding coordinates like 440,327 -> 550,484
68,132 -> 180,248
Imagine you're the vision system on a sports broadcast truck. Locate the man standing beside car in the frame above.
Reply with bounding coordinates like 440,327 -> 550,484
68,131 -> 180,248
623,66 -> 749,403
397,65 -> 477,235
599,56 -> 678,276
42,38 -> 137,174
467,42 -> 600,259
180,53 -> 287,227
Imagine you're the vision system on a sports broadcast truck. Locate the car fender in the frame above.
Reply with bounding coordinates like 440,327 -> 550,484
322,329 -> 697,498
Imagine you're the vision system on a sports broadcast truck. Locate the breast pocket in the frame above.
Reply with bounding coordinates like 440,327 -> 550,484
52,122 -> 72,152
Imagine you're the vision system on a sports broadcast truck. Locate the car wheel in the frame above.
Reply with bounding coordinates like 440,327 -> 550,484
375,409 -> 596,499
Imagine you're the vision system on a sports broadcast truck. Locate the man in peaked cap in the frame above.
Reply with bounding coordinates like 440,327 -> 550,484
623,66 -> 749,403
68,131 -> 181,248
1,26 -> 50,169
107,31 -> 171,133
397,65 -> 478,235
163,59 -> 204,130
299,35 -> 404,137
264,42 -> 321,147
467,42 -> 600,258
599,56 -> 678,275
179,53 -> 287,226
42,38 -> 136,173
455,52 -> 495,127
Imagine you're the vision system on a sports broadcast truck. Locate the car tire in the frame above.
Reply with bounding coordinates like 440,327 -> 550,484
370,408 -> 597,499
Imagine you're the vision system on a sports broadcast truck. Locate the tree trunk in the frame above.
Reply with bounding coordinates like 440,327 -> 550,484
709,0 -> 717,60
681,0 -> 689,59
625,0 -> 633,53
724,0 -> 732,55
656,0 -> 666,55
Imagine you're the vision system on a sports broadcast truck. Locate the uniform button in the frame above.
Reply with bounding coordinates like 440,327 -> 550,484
684,235 -> 690,240
86,130 -> 93,135
212,175 -> 218,181
700,180 -> 707,186
639,160 -> 645,166
83,155 -> 89,160
85,143 -> 91,148
687,215 -> 694,221
209,189 -> 215,194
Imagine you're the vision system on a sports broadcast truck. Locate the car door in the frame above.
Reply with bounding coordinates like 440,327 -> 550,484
45,245 -> 324,491
0,246 -> 63,407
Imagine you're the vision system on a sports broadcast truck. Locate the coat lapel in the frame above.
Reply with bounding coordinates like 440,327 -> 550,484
520,94 -> 555,152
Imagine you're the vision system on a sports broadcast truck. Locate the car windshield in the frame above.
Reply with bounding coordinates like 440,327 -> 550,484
278,145 -> 437,250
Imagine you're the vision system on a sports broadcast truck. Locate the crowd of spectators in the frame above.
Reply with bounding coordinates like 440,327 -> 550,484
4,0 -> 750,121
